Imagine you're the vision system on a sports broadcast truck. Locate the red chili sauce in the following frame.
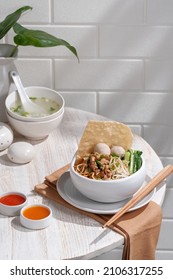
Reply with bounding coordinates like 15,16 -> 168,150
0,194 -> 26,206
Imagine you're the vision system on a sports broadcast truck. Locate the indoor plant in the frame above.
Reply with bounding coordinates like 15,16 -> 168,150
0,6 -> 78,58
0,6 -> 79,121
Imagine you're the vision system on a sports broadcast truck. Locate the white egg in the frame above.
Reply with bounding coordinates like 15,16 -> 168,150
0,122 -> 13,151
111,146 -> 125,158
94,143 -> 111,155
7,142 -> 35,164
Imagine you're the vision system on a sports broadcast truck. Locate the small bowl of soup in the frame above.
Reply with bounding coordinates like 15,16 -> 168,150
20,204 -> 52,230
5,87 -> 64,140
5,86 -> 64,122
0,191 -> 27,216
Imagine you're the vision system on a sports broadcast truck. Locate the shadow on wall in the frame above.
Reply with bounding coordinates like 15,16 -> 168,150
98,92 -> 173,126
55,3 -> 173,89
11,1 -> 171,154
98,91 -> 173,154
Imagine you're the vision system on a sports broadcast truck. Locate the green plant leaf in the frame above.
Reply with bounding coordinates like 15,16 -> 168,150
0,6 -> 32,40
13,23 -> 79,61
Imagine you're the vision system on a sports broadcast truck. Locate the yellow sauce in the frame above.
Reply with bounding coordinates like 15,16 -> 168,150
23,205 -> 50,220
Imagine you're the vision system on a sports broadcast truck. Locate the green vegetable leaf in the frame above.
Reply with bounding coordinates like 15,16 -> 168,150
13,23 -> 79,61
13,105 -> 22,113
129,152 -> 134,174
49,107 -> 55,112
124,150 -> 131,162
128,149 -> 143,174
111,153 -> 119,158
0,6 -> 32,39
96,160 -> 102,169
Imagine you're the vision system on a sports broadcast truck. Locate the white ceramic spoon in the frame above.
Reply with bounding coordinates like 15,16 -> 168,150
10,71 -> 46,116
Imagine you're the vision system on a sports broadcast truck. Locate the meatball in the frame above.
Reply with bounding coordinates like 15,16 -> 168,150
94,143 -> 111,155
111,146 -> 125,158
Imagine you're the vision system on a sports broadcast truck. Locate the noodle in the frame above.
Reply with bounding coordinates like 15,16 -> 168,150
74,152 -> 130,180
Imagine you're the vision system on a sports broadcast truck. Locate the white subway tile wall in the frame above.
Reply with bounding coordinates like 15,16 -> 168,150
2,0 -> 173,260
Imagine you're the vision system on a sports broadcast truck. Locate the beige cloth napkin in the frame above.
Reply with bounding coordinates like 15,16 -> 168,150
34,164 -> 162,260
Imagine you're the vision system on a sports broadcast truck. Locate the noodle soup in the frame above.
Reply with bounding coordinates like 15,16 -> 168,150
70,120 -> 146,202
74,149 -> 143,181
70,153 -> 146,203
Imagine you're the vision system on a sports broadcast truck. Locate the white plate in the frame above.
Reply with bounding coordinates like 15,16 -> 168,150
56,172 -> 155,214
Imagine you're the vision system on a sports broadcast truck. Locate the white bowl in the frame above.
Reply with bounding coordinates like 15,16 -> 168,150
70,154 -> 146,203
5,86 -> 64,122
6,108 -> 64,140
0,191 -> 27,216
20,204 -> 52,230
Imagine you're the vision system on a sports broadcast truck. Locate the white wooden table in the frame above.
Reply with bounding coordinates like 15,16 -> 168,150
0,107 -> 166,260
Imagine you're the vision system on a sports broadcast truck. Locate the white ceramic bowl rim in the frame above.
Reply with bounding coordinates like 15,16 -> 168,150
6,107 -> 64,140
71,155 -> 145,183
0,191 -> 27,208
20,204 -> 52,222
6,108 -> 64,124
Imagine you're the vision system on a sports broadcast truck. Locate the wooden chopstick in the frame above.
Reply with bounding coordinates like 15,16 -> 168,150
103,164 -> 173,228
